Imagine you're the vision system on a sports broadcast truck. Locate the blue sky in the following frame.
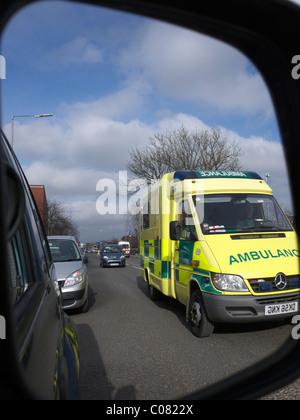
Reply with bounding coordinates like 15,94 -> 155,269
0,0 -> 293,242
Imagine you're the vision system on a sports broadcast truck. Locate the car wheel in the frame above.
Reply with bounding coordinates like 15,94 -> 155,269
188,289 -> 214,338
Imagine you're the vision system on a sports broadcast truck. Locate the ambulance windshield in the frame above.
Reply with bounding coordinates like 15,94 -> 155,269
194,194 -> 293,234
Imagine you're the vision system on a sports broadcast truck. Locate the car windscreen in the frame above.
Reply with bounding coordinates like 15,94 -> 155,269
103,246 -> 122,253
194,194 -> 293,234
48,238 -> 82,262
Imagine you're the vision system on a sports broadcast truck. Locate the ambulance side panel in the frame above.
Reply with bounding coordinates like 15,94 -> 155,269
140,177 -> 175,298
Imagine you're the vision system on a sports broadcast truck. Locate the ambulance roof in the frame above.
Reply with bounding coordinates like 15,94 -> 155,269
173,170 -> 262,181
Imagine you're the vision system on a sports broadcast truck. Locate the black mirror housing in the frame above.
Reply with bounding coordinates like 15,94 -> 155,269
170,221 -> 182,241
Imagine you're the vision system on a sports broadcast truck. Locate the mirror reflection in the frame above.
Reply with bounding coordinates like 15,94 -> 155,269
1,1 -> 298,400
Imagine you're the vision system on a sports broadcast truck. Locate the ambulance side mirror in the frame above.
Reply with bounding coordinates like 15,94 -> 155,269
170,221 -> 182,241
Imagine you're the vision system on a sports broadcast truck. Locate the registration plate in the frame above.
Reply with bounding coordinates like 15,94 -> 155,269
110,263 -> 119,266
265,301 -> 298,316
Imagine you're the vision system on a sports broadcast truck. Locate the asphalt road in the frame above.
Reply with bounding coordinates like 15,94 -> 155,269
70,254 -> 298,400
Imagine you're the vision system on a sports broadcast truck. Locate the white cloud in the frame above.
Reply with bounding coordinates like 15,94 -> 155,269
239,135 -> 287,175
118,21 -> 274,116
62,200 -> 128,243
155,113 -> 210,133
5,109 -> 292,242
6,88 -> 153,173
23,161 -> 100,197
61,82 -> 148,120
39,37 -> 103,68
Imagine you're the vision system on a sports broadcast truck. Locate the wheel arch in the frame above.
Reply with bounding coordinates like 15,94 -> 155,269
144,267 -> 150,284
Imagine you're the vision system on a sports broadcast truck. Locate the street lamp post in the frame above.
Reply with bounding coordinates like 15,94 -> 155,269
11,113 -> 53,149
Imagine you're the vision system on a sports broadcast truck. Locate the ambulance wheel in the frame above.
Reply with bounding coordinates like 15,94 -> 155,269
149,284 -> 161,301
189,289 -> 214,338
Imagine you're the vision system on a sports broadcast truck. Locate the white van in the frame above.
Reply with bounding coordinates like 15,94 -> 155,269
119,241 -> 131,257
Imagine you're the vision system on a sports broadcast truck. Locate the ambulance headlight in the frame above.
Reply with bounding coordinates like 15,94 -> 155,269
212,273 -> 249,292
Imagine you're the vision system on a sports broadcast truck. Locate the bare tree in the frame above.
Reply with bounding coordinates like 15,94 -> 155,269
45,199 -> 79,240
127,125 -> 242,181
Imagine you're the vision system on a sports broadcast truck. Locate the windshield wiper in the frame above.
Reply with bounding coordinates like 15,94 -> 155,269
240,225 -> 285,232
205,224 -> 286,234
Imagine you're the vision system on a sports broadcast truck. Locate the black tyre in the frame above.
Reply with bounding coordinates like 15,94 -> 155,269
188,289 -> 214,338
149,284 -> 161,301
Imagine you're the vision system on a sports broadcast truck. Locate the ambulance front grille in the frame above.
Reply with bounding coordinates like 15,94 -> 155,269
249,276 -> 300,293
255,293 -> 300,305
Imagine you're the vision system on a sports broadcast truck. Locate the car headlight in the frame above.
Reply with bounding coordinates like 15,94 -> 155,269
64,270 -> 84,287
212,273 -> 249,292
103,256 -> 108,259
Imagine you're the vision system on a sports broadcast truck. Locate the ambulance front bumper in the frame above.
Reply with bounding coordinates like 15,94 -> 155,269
202,292 -> 300,323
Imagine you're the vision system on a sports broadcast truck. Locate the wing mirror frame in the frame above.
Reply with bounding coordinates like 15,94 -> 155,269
4,163 -> 25,240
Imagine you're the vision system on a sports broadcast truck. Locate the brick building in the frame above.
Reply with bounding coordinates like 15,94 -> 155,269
30,185 -> 48,225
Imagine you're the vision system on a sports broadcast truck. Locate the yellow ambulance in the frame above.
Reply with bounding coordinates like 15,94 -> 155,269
139,171 -> 300,337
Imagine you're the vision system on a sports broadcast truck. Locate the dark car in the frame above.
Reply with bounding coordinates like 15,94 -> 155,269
0,129 -> 80,399
100,245 -> 126,268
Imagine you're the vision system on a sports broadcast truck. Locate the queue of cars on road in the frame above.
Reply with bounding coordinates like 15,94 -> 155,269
46,238 -> 129,312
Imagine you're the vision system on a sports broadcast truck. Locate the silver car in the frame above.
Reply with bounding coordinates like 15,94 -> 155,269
48,236 -> 89,313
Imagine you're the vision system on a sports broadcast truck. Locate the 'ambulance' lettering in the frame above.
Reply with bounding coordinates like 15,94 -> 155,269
229,249 -> 300,265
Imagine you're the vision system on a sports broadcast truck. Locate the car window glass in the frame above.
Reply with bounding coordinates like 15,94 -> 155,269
24,209 -> 47,281
8,229 -> 31,302
32,204 -> 52,269
1,0 -> 297,399
103,246 -> 121,253
197,194 -> 293,234
48,238 -> 81,262
178,199 -> 197,241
